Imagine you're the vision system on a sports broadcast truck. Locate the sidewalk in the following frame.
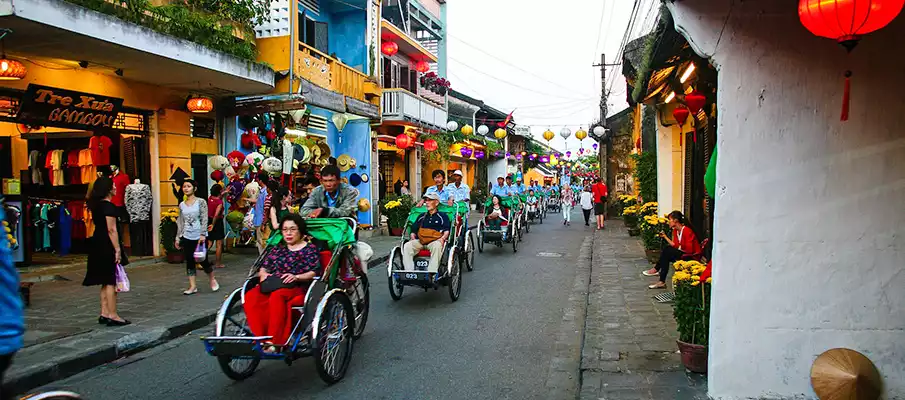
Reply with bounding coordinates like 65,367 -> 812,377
578,220 -> 707,399
8,212 -> 483,395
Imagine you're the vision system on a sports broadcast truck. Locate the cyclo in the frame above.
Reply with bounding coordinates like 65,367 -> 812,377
201,218 -> 369,385
547,190 -> 561,213
516,193 -> 531,234
387,201 -> 473,302
477,195 -> 522,253
525,193 -> 543,225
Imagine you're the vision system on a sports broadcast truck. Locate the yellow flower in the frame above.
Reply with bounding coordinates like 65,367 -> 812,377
690,280 -> 701,286
706,277 -> 713,283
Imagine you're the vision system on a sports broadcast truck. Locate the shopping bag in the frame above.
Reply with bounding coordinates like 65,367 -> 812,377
115,263 -> 130,293
193,241 -> 207,262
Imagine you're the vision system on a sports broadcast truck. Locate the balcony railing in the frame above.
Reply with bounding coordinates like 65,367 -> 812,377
296,42 -> 368,101
382,88 -> 448,129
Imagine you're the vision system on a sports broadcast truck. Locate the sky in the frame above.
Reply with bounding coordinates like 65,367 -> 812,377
446,0 -> 661,154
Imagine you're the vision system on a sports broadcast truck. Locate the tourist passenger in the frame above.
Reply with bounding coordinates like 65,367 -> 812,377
403,193 -> 450,282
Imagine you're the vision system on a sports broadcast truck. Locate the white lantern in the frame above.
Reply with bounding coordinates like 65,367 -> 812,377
446,121 -> 459,132
477,125 -> 490,135
593,126 -> 606,137
559,127 -> 572,139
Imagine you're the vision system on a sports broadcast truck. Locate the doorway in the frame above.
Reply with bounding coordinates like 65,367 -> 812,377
191,154 -> 210,199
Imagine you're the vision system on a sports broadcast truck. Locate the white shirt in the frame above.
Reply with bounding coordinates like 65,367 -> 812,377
579,191 -> 594,210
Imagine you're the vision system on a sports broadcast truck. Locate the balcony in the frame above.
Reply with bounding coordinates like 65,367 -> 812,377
382,88 -> 447,130
295,41 -> 373,104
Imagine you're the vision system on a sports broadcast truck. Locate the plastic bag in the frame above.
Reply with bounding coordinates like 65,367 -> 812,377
193,241 -> 207,262
115,263 -> 130,293
242,209 -> 255,230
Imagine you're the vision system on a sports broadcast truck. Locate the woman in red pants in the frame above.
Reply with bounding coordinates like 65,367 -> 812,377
243,214 -> 321,349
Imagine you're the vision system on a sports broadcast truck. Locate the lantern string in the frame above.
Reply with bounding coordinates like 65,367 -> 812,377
841,70 -> 851,122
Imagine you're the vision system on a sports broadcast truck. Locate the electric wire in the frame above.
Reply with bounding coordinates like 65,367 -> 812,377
449,57 -> 590,100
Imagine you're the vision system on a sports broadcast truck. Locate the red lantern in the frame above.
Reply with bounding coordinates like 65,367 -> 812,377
673,107 -> 690,146
423,139 -> 438,152
685,90 -> 706,114
414,60 -> 430,73
798,0 -> 904,121
381,41 -> 398,56
395,133 -> 412,149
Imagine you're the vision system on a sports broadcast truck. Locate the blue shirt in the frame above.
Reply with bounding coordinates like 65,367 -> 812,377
489,184 -> 508,197
515,183 -> 526,194
445,183 -> 470,202
412,210 -> 451,236
505,184 -> 519,196
424,185 -> 450,202
325,190 -> 339,208
253,187 -> 267,227
0,199 -> 23,355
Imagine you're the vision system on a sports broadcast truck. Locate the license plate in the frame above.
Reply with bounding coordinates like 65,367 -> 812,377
415,260 -> 429,269
403,272 -> 425,280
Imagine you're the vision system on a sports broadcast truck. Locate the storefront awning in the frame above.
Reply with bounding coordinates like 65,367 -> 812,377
1,0 -> 274,96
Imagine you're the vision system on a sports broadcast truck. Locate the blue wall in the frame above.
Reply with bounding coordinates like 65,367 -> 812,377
299,3 -> 367,74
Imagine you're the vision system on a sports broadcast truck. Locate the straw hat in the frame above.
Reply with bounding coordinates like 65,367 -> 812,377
337,154 -> 354,172
811,348 -> 881,400
360,173 -> 369,183
358,198 -> 371,212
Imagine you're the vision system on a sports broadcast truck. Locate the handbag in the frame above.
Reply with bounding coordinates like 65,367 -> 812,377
259,275 -> 297,294
193,241 -> 207,262
417,226 -> 443,245
115,263 -> 130,293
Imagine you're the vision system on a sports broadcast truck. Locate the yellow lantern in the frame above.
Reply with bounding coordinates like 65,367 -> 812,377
461,124 -> 474,135
575,128 -> 588,140
494,128 -> 507,139
542,129 -> 554,142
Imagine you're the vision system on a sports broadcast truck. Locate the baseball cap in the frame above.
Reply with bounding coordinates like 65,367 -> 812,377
423,192 -> 441,201
453,170 -> 463,176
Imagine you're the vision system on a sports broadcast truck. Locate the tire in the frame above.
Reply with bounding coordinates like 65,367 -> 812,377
512,230 -> 519,252
341,248 -> 369,339
464,231 -> 475,271
388,248 -> 404,301
314,293 -> 354,385
526,216 -> 531,233
216,291 -> 260,381
447,252 -> 461,302
477,223 -> 484,254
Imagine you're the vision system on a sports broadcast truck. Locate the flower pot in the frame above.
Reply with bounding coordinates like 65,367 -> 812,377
389,227 -> 404,237
166,251 -> 184,264
645,249 -> 661,264
676,340 -> 708,373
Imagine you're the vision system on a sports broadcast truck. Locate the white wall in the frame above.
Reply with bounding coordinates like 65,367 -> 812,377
669,1 -> 905,399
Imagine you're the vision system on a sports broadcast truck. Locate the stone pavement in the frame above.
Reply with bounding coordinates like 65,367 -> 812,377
579,220 -> 707,400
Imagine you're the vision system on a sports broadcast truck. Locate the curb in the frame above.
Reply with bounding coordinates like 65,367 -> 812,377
543,234 -> 594,400
12,249 -> 397,395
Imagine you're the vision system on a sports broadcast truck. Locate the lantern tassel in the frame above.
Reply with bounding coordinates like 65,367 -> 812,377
841,71 -> 851,122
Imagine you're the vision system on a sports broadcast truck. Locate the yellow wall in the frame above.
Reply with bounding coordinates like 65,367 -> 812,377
524,168 -> 548,186
257,36 -> 293,94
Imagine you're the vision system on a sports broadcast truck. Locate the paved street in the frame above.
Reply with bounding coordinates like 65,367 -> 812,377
31,212 -> 592,400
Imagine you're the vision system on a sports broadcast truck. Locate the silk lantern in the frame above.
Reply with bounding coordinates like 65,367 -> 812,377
414,60 -> 430,73
560,127 -> 571,139
423,139 -> 438,152
475,150 -> 485,159
494,128 -> 507,139
395,133 -> 412,149
461,124 -> 474,135
592,143 -> 598,151
381,41 -> 399,56
187,96 -> 213,113
543,129 -> 554,141
0,57 -> 26,80
565,151 -> 571,158
798,0 -> 904,121
460,147 -> 473,158
477,125 -> 490,135
673,106 -> 690,146
575,128 -> 588,140
685,90 -> 706,144
446,120 -> 459,132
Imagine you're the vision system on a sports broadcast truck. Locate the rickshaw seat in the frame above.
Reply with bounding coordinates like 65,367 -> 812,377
416,249 -> 432,257
319,251 -> 332,271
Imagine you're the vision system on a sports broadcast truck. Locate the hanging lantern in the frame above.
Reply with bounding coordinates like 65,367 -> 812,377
494,151 -> 501,157
477,125 -> 490,135
414,60 -> 430,73
494,128 -> 507,139
423,138 -> 438,152
673,106 -> 690,126
685,90 -> 706,114
0,57 -> 26,81
475,150 -> 485,159
575,128 -> 588,140
565,151 -> 572,158
381,41 -> 399,56
460,146 -> 473,158
560,127 -> 572,139
543,129 -> 555,141
515,154 -> 523,160
505,152 -> 511,158
446,120 -> 459,132
540,155 -> 549,163
578,148 -> 585,155
592,143 -> 599,151
395,133 -> 412,149
798,0 -> 904,121
187,96 -> 213,113
461,124 -> 474,135
593,125 -> 606,139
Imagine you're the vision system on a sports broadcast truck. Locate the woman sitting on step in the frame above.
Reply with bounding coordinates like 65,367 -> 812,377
643,211 -> 702,289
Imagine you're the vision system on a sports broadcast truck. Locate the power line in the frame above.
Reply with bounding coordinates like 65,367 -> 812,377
449,57 -> 590,100
450,35 -> 594,97
590,0 -> 608,63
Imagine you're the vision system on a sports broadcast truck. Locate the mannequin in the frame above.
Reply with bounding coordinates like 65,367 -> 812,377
110,165 -> 131,246
125,178 -> 153,256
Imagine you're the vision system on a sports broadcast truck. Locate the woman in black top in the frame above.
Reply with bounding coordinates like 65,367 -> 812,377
83,177 -> 130,326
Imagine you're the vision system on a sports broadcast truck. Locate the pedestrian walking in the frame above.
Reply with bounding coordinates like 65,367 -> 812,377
207,184 -> 225,269
83,177 -> 131,326
175,179 -> 219,295
591,177 -> 608,230
579,186 -> 594,226
400,180 -> 411,196
561,185 -> 574,226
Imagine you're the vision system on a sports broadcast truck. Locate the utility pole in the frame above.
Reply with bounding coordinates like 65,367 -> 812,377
592,53 -> 619,189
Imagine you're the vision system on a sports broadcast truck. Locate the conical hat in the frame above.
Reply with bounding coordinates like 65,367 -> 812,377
811,348 -> 881,400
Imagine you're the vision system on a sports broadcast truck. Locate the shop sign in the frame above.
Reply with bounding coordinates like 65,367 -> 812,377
345,96 -> 379,119
17,84 -> 124,130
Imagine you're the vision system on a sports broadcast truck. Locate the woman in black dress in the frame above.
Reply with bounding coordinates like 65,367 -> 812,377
83,177 -> 130,326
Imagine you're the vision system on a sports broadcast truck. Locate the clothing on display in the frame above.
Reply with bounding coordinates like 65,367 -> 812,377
111,171 -> 130,207
29,199 -> 82,256
89,135 -> 113,166
124,182 -> 151,222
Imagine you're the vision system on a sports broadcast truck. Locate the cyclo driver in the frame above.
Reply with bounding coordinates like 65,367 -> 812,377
403,192 -> 450,282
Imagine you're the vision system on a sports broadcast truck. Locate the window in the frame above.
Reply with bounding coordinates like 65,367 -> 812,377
299,12 -> 328,54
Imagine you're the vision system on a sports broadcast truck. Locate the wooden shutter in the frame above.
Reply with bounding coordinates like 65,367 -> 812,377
383,57 -> 392,88
400,66 -> 410,90
314,21 -> 329,54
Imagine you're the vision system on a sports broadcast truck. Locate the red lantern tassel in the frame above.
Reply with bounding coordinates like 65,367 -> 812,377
841,70 -> 851,121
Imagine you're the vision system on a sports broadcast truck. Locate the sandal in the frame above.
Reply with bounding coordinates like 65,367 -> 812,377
211,281 -> 220,292
183,288 -> 198,295
642,269 -> 659,277
648,283 -> 666,289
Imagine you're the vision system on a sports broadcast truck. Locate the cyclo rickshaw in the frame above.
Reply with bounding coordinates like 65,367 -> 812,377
477,195 -> 522,253
516,193 -> 531,234
526,193 -> 543,225
547,189 -> 561,213
387,201 -> 473,302
201,218 -> 370,385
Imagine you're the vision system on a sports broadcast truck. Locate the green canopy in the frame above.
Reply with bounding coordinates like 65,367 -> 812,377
484,196 -> 519,209
306,218 -> 357,249
705,147 -> 717,198
406,202 -> 470,226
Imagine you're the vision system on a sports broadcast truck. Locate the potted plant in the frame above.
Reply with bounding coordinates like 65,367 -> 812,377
380,194 -> 413,236
640,214 -> 670,263
616,194 -> 637,218
622,205 -> 640,236
159,208 -> 182,263
672,260 -> 712,373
